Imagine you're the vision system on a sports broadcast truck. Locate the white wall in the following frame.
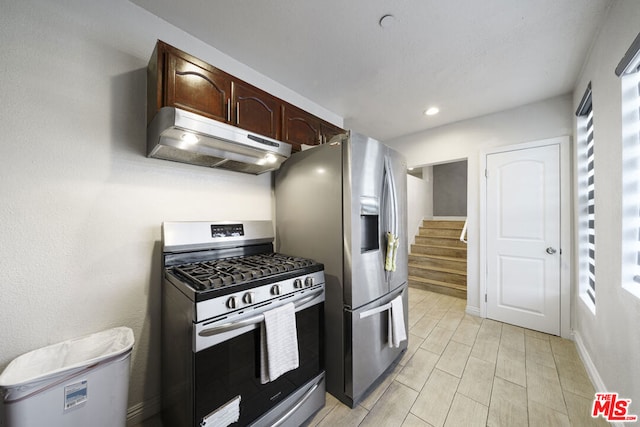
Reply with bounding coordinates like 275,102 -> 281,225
571,0 -> 640,406
386,94 -> 573,314
407,170 -> 433,249
0,0 -> 341,422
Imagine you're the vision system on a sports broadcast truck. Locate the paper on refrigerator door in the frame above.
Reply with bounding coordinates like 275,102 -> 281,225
201,395 -> 241,427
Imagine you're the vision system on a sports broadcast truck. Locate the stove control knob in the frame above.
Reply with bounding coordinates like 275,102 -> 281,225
305,277 -> 314,287
271,285 -> 281,295
226,296 -> 239,309
294,279 -> 303,289
242,292 -> 255,304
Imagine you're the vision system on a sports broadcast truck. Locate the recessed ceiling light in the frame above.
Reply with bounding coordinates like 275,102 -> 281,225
379,14 -> 395,28
424,107 -> 440,116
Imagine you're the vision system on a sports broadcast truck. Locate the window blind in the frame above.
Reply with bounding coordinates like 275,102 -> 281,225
615,31 -> 640,77
617,32 -> 640,284
576,84 -> 595,304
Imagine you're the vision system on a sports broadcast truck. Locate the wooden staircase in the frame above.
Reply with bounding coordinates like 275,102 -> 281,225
408,220 -> 467,299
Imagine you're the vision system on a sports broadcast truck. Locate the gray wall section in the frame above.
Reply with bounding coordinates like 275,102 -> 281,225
433,160 -> 467,216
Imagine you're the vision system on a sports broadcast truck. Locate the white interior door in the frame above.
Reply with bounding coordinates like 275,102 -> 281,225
486,143 -> 560,335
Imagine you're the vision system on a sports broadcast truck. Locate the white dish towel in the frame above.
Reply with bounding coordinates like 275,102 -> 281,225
388,294 -> 407,348
260,302 -> 299,384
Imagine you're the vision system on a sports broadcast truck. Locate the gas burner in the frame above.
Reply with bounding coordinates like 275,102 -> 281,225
170,253 -> 320,292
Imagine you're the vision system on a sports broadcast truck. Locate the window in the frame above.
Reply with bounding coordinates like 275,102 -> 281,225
618,31 -> 640,299
576,83 -> 595,307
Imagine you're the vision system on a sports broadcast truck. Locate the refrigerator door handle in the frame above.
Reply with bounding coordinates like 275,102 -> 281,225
384,157 -> 399,236
383,157 -> 400,273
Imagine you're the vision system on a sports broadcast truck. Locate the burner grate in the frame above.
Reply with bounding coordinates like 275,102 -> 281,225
170,253 -> 317,291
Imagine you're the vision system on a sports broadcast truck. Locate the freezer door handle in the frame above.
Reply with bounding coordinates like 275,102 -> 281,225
358,289 -> 403,319
359,302 -> 391,319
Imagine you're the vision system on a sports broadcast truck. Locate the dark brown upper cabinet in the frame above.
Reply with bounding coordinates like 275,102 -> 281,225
232,81 -> 282,140
148,40 -> 345,152
321,121 -> 345,145
148,41 -> 232,124
282,104 -> 322,152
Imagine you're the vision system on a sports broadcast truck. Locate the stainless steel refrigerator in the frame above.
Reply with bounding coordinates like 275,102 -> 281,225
275,131 -> 408,407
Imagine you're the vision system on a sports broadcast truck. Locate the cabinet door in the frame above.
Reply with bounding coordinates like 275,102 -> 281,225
282,104 -> 321,152
232,81 -> 281,139
320,121 -> 345,144
164,50 -> 232,123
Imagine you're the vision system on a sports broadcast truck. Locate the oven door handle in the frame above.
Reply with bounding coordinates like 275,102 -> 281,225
198,289 -> 324,337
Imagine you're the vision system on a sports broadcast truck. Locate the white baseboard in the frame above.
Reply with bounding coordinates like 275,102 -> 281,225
572,330 -> 606,392
572,331 -> 628,427
127,395 -> 161,426
465,305 -> 481,317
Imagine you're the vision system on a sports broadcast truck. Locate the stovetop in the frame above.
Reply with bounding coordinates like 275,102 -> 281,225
162,221 -> 324,303
170,253 -> 319,291
166,252 -> 324,302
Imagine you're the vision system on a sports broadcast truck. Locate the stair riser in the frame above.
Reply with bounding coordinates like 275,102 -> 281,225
421,220 -> 465,229
409,267 -> 467,285
415,236 -> 467,248
409,280 -> 466,300
419,228 -> 461,238
408,255 -> 466,270
411,245 -> 466,258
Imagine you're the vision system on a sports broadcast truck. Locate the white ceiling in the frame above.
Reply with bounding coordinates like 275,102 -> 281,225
131,0 -> 612,142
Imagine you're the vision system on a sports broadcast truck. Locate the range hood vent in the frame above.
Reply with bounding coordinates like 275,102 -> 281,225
147,107 -> 292,174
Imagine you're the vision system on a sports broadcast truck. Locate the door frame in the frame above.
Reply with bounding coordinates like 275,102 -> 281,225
479,136 -> 572,338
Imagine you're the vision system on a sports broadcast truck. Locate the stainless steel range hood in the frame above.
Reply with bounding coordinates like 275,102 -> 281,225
147,107 -> 292,174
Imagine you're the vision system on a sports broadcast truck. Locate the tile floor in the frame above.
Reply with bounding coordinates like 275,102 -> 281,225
137,287 -> 607,427
303,287 -> 607,427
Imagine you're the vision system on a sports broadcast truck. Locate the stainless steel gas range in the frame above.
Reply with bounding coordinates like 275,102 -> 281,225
161,221 -> 326,427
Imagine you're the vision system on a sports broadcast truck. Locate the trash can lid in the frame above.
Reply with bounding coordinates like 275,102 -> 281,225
0,327 -> 134,388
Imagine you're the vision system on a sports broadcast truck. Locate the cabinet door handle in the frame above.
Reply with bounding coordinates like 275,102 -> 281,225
236,101 -> 240,124
227,100 -> 231,122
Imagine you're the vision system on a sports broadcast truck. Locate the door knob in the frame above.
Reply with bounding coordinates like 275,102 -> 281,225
546,247 -> 557,255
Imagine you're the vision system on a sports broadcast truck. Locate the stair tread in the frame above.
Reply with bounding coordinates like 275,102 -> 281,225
409,276 -> 467,290
408,264 -> 467,276
415,238 -> 467,248
417,233 -> 462,240
409,282 -> 466,299
419,226 -> 462,230
421,221 -> 465,228
409,253 -> 466,262
409,253 -> 467,264
412,243 -> 467,250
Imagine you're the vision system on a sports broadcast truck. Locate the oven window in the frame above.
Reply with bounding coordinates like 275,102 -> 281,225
194,303 -> 324,426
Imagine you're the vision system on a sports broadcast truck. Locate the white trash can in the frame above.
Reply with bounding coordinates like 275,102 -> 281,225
0,327 -> 134,427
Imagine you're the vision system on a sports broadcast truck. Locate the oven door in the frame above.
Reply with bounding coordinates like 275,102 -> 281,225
193,289 -> 324,426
